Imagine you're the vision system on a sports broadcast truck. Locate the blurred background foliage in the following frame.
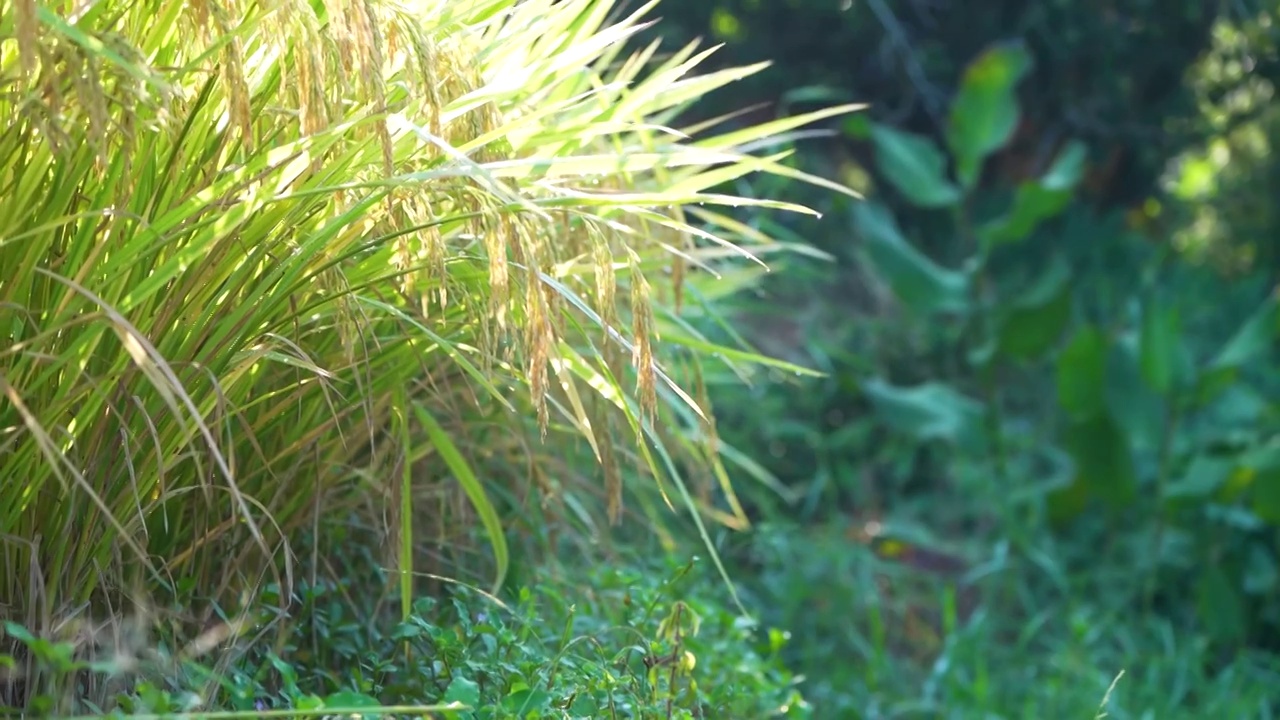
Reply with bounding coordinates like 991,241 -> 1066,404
640,0 -> 1280,715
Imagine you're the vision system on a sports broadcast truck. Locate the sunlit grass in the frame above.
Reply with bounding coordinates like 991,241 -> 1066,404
0,0 -> 860,710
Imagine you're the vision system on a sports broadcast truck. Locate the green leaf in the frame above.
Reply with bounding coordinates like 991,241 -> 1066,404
1138,298 -> 1184,395
1062,413 -> 1136,509
977,142 -> 1086,249
1243,544 -> 1278,595
1056,326 -> 1109,419
861,378 -> 984,446
503,687 -> 553,713
854,202 -> 970,315
868,123 -> 962,207
1245,445 -> 1280,523
444,676 -> 480,710
1210,291 -> 1279,371
1165,455 -> 1232,500
1040,141 -> 1089,191
1196,564 -> 1246,645
295,695 -> 325,711
997,260 -> 1072,361
947,41 -> 1033,188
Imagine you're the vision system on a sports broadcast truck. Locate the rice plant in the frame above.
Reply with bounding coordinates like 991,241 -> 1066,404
0,0 -> 857,709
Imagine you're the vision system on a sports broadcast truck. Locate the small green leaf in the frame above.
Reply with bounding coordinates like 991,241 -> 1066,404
868,123 -> 962,207
854,202 -> 970,314
997,260 -> 1072,361
1056,326 -> 1108,419
444,676 -> 480,709
948,41 -> 1033,188
1040,141 -> 1089,191
861,378 -> 984,446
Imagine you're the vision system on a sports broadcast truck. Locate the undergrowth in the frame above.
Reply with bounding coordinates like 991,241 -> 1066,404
2,551 -> 806,719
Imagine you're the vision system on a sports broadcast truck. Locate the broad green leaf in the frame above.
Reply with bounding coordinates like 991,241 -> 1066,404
997,259 -> 1072,361
1062,412 -> 1136,509
948,41 -> 1033,188
1105,332 -> 1170,453
1138,298 -> 1183,395
444,676 -> 480,715
1056,326 -> 1108,419
861,378 -> 984,445
503,687 -> 553,713
1196,565 -> 1246,645
1048,474 -> 1090,525
868,123 -> 962,208
854,202 -> 970,315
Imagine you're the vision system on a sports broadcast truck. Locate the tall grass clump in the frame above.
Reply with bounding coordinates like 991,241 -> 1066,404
0,0 -> 857,709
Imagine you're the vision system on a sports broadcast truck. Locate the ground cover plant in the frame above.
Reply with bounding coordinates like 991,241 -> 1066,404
0,0 -> 859,714
4,549 -> 808,718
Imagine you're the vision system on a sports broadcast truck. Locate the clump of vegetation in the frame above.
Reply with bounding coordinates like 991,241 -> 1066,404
3,552 -> 807,718
0,0 -> 858,714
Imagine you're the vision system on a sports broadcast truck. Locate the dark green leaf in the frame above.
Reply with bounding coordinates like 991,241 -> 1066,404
947,41 -> 1033,188
868,123 -> 962,207
997,260 -> 1072,361
1196,564 -> 1246,645
1246,445 -> 1280,523
1062,412 -> 1136,508
1056,326 -> 1108,419
854,202 -> 970,314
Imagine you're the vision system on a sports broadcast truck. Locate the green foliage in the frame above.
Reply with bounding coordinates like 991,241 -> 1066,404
696,36 -> 1280,714
731,521 -> 1280,718
1,554 -> 806,718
